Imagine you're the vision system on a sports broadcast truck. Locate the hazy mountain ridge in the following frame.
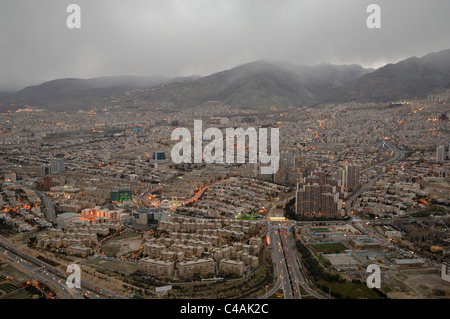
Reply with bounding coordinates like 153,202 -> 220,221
1,49 -> 449,110
0,75 -> 174,110
328,49 -> 450,103
129,60 -> 373,108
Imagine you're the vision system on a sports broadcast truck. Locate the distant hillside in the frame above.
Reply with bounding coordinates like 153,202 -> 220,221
0,92 -> 10,104
328,49 -> 450,103
128,61 -> 372,108
2,49 -> 449,111
0,75 -> 174,110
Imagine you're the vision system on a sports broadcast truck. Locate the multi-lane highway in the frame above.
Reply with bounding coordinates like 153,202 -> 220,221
0,237 -> 124,299
279,225 -> 326,299
0,238 -> 75,298
263,222 -> 326,299
278,227 -> 301,299
269,227 -> 294,299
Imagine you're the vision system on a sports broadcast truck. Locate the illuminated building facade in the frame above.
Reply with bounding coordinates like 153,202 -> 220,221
110,187 -> 132,202
344,164 -> 360,192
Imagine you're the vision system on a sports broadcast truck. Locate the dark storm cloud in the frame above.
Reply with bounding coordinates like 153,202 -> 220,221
1,0 -> 450,91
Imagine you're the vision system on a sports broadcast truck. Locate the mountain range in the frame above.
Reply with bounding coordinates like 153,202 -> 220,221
1,49 -> 449,111
126,61 -> 371,109
328,49 -> 450,103
0,75 -> 173,110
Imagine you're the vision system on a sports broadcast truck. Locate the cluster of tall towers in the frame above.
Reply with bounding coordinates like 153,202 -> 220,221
242,151 -> 304,185
241,150 -> 361,219
295,164 -> 360,219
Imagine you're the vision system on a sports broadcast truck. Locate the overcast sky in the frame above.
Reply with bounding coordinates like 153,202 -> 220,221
1,0 -> 450,91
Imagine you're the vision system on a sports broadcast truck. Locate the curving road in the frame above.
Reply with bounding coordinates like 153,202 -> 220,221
346,140 -> 406,215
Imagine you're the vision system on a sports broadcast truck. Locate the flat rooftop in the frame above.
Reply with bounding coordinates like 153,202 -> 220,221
393,258 -> 425,265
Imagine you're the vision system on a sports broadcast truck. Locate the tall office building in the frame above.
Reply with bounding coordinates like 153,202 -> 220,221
288,167 -> 303,185
43,175 -> 53,191
311,171 -> 326,185
320,184 -> 334,195
50,156 -> 65,174
320,193 -> 342,218
436,145 -> 445,163
326,178 -> 344,198
337,168 -> 345,181
344,164 -> 360,192
290,153 -> 304,184
41,164 -> 51,176
296,184 -> 321,217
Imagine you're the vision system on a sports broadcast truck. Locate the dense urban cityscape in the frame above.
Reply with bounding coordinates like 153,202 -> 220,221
0,2 -> 449,313
0,89 -> 448,300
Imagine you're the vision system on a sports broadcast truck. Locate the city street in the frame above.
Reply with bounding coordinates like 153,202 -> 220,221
346,140 -> 406,215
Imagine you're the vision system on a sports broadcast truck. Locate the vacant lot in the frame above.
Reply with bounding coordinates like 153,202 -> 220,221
100,232 -> 142,258
83,257 -> 140,274
311,242 -> 348,254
